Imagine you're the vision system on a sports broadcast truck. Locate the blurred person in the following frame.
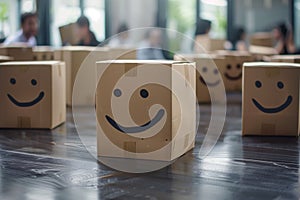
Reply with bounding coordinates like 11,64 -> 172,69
76,16 -> 100,46
193,18 -> 212,53
108,23 -> 132,47
273,22 -> 296,54
232,27 -> 248,51
4,12 -> 38,46
137,28 -> 165,60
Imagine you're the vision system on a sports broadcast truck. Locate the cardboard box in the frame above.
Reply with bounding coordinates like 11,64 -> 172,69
242,62 -> 300,136
0,61 -> 66,129
249,45 -> 278,61
58,46 -> 110,106
96,60 -> 196,161
33,46 -> 54,61
59,23 -> 80,46
214,51 -> 255,91
108,47 -> 137,59
269,55 -> 300,63
250,32 -> 273,47
174,54 -> 226,103
0,46 -> 33,61
194,35 -> 225,52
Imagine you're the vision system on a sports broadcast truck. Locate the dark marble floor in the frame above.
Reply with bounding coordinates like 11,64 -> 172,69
0,94 -> 299,200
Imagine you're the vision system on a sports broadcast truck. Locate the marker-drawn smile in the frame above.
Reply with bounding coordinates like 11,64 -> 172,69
224,72 -> 242,80
200,76 -> 220,87
7,91 -> 45,107
105,109 -> 165,133
252,95 -> 292,114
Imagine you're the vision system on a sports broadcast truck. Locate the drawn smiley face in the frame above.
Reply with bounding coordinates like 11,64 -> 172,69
199,66 -> 221,87
224,63 -> 242,81
7,77 -> 45,107
105,88 -> 165,133
252,80 -> 292,113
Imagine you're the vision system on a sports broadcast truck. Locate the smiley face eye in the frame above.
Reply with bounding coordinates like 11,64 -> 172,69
31,79 -> 37,86
255,80 -> 262,88
202,67 -> 207,73
140,89 -> 149,98
277,81 -> 284,89
213,68 -> 218,74
237,64 -> 241,69
10,78 -> 16,85
113,89 -> 122,97
227,64 -> 231,70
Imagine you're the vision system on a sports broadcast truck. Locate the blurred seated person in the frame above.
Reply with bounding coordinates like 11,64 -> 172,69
137,28 -> 165,60
273,22 -> 296,54
76,16 -> 100,46
4,12 -> 38,46
108,23 -> 132,47
232,27 -> 248,51
193,18 -> 212,53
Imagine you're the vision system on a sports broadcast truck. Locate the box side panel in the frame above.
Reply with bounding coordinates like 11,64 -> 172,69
51,62 -> 66,128
171,63 -> 196,160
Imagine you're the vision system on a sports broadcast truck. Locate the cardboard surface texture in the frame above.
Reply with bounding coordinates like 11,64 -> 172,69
59,23 -> 80,45
0,61 -> 66,129
194,35 -> 225,52
0,46 -> 33,61
242,62 -> 300,136
58,46 -> 110,106
96,60 -> 196,161
108,47 -> 137,59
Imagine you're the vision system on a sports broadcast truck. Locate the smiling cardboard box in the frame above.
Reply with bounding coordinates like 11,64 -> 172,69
174,54 -> 226,103
96,60 -> 196,161
214,50 -> 256,92
0,61 -> 66,129
242,62 -> 300,136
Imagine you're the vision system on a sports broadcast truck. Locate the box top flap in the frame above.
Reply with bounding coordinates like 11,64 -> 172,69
244,62 -> 300,68
0,61 -> 61,66
97,60 -> 191,65
271,55 -> 300,60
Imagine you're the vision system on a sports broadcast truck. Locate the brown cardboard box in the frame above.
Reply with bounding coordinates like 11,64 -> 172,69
108,47 -> 137,59
194,35 -> 225,52
0,61 -> 66,129
214,51 -> 255,91
59,23 -> 80,45
33,46 -> 54,61
249,45 -> 278,61
250,32 -> 273,47
269,55 -> 300,63
174,54 -> 226,103
58,46 -> 110,106
0,46 -> 33,61
96,60 -> 196,161
242,62 -> 300,136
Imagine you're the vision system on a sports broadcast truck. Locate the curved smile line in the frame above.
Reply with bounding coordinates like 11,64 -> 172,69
252,95 -> 293,114
7,92 -> 45,107
105,109 -> 165,133
224,72 -> 242,80
200,76 -> 220,87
